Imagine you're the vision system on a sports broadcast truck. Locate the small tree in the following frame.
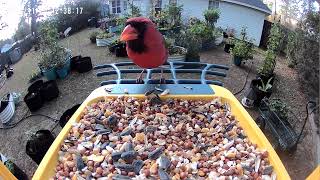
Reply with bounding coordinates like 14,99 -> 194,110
258,23 -> 282,77
167,4 -> 183,28
203,8 -> 220,28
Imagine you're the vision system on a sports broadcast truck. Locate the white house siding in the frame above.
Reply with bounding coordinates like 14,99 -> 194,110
109,0 -> 267,45
216,1 -> 266,46
178,0 -> 208,22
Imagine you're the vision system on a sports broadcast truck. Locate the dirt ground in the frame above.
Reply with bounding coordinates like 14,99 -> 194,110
0,28 -> 318,179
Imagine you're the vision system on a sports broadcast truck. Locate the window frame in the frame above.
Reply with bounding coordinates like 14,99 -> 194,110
111,0 -> 122,14
209,0 -> 220,9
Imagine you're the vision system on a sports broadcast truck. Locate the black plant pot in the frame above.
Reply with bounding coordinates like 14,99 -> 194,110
90,37 -> 96,43
0,101 -> 8,113
28,80 -> 44,93
115,44 -> 128,57
26,130 -> 55,164
40,80 -> 59,101
250,79 -> 273,106
24,92 -> 43,112
59,104 -> 81,128
75,57 -> 93,73
70,55 -> 82,71
224,44 -> 235,53
12,162 -> 28,180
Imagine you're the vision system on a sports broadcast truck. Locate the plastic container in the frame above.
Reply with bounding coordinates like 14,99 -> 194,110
0,93 -> 15,124
24,91 -> 43,112
42,68 -> 57,81
26,130 -> 55,165
56,58 -> 71,79
75,57 -> 92,73
233,56 -> 242,66
28,80 -> 44,93
59,104 -> 81,128
40,80 -> 59,101
33,85 -> 290,180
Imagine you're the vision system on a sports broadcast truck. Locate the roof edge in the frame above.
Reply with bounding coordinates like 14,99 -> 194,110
222,0 -> 272,14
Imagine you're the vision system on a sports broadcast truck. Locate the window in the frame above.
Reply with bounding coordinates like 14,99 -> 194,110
111,0 -> 121,14
169,0 -> 177,5
154,0 -> 162,12
123,0 -> 127,11
209,0 -> 219,9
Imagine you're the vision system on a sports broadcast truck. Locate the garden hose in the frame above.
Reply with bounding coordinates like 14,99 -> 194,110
0,109 -> 59,132
233,61 -> 254,96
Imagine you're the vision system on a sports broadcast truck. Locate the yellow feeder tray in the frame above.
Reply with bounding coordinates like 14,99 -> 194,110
0,162 -> 17,180
306,165 -> 320,180
33,85 -> 291,179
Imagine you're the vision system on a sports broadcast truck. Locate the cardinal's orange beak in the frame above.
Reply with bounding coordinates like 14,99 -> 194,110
120,25 -> 138,41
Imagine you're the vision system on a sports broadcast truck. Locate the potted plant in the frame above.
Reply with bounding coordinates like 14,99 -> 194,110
258,50 -> 276,83
188,22 -> 215,51
52,46 -> 72,79
258,23 -> 282,83
251,77 -> 274,106
230,40 -> 253,66
204,8 -> 220,28
269,98 -> 289,122
96,32 -> 116,47
224,28 -> 235,53
109,39 -> 127,57
89,31 -> 99,43
168,46 -> 187,62
0,93 -> 15,124
38,49 -> 57,81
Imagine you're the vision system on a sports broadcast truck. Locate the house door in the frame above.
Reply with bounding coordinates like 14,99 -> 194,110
259,20 -> 273,49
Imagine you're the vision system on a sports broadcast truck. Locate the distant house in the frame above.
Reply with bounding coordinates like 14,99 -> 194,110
105,0 -> 271,45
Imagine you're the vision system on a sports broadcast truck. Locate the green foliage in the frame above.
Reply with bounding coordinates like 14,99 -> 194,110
154,4 -> 183,29
258,50 -> 277,76
231,40 -> 253,59
258,23 -> 282,76
39,20 -> 58,48
269,98 -> 289,120
286,31 -> 298,67
168,46 -> 187,56
231,27 -> 253,59
38,44 -> 68,70
258,77 -> 273,92
167,4 -> 183,28
127,3 -> 141,17
164,37 -> 175,49
52,0 -> 99,32
96,32 -> 114,39
267,23 -> 282,52
188,22 -> 214,42
203,8 -> 220,28
89,31 -> 99,39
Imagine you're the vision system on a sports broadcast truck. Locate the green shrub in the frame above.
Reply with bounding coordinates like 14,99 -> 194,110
258,50 -> 277,76
258,23 -> 282,77
204,8 -> 220,28
231,40 -> 253,59
231,27 -> 253,59
39,21 -> 58,48
269,98 -> 289,120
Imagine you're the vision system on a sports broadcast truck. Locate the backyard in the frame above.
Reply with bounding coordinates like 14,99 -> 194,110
0,28 -> 317,179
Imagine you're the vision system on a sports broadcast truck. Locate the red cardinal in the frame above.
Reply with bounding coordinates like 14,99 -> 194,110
120,17 -> 168,83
